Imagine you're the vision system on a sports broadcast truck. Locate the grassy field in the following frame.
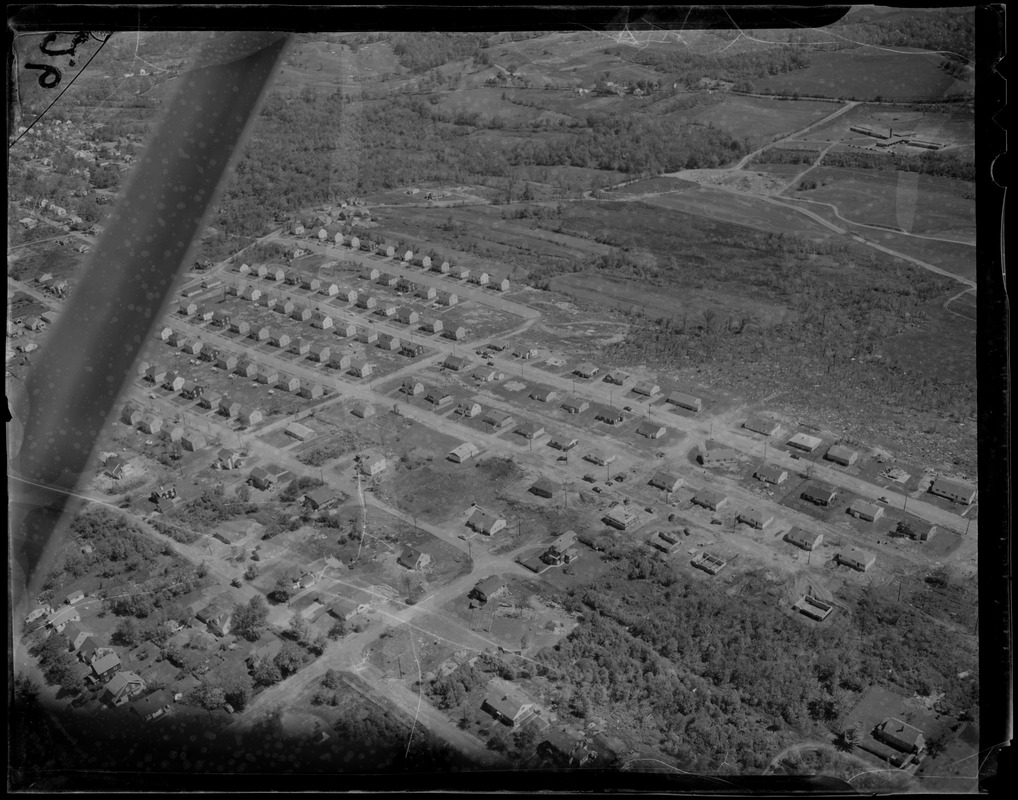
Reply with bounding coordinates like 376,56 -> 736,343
881,291 -> 976,384
777,197 -> 977,282
752,48 -> 971,101
790,104 -> 975,150
686,95 -> 835,147
551,272 -> 788,328
788,167 -> 975,239
644,188 -> 842,240
605,176 -> 699,196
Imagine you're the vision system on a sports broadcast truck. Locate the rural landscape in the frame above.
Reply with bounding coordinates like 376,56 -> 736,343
8,7 -> 985,792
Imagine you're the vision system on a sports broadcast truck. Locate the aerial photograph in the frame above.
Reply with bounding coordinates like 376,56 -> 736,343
7,5 -> 999,794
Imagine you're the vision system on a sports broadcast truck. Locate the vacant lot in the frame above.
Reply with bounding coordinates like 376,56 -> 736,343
688,95 -> 835,147
753,48 -> 970,102
606,176 -> 699,196
881,292 -> 976,384
644,188 -> 840,240
791,104 -> 974,150
789,167 -> 975,240
551,271 -> 789,328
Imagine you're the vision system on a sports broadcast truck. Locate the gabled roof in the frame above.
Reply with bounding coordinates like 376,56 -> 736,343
91,650 -> 122,675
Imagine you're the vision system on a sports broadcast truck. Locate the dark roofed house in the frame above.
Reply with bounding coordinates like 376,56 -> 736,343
801,482 -> 838,506
516,421 -> 545,440
329,590 -> 372,621
90,648 -> 122,681
929,477 -> 977,505
530,387 -> 557,403
304,486 -> 340,511
444,354 -> 469,372
874,718 -> 926,757
692,489 -> 728,512
131,689 -> 174,721
249,466 -> 275,491
594,406 -> 624,425
847,499 -> 884,522
666,391 -> 702,412
785,527 -> 823,551
537,728 -> 595,767
754,464 -> 788,485
481,680 -> 535,728
103,671 -> 146,706
398,546 -> 431,570
530,477 -> 558,499
424,388 -> 453,407
743,416 -> 780,436
561,397 -> 589,414
699,445 -> 739,466
470,576 -> 506,604
825,444 -> 859,467
467,508 -> 506,535
737,507 -> 775,530
636,421 -> 667,439
837,547 -> 876,572
649,472 -> 683,493
541,531 -> 578,565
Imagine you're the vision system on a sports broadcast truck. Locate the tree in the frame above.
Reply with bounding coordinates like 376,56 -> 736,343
328,619 -> 347,640
219,666 -> 253,711
244,564 -> 259,581
232,595 -> 269,642
274,641 -> 305,677
288,611 -> 310,645
270,576 -> 292,604
112,617 -> 140,647
513,721 -> 538,754
322,669 -> 341,690
838,727 -> 861,752
188,680 -> 227,711
253,659 -> 282,687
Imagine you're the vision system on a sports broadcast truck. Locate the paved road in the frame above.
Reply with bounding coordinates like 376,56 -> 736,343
732,100 -> 859,170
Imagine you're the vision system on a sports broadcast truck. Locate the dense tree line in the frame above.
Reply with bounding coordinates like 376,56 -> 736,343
750,147 -> 820,166
214,89 -> 749,237
386,33 -> 490,73
509,115 -> 746,174
821,149 -> 975,182
38,506 -> 208,623
172,484 -> 257,533
621,45 -> 810,86
834,8 -> 975,61
532,541 -> 977,773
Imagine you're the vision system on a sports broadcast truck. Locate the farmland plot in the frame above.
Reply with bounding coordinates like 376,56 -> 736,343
752,48 -> 970,101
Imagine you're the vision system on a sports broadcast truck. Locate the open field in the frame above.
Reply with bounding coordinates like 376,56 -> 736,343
686,95 -> 835,147
550,272 -> 788,328
604,176 -> 699,196
881,292 -> 977,385
787,167 -> 975,240
789,104 -> 975,150
753,48 -> 972,101
642,189 -> 840,239
776,198 -> 977,282
8,238 -> 88,286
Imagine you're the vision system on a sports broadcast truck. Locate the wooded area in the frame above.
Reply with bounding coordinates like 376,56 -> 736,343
530,539 -> 977,773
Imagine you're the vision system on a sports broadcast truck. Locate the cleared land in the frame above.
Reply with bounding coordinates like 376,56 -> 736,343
686,95 -> 836,147
788,168 -> 975,240
752,48 -> 972,101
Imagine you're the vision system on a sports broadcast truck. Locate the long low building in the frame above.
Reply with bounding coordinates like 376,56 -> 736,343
788,432 -> 823,453
837,547 -> 876,572
928,476 -> 977,505
665,391 -> 702,412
